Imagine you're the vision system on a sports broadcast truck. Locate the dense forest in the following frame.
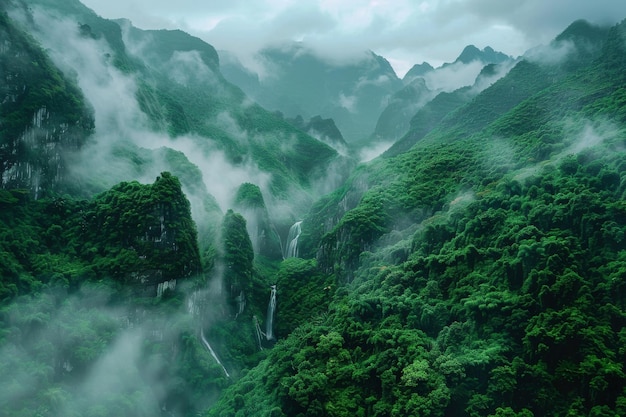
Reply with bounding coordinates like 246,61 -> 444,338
1,0 -> 625,416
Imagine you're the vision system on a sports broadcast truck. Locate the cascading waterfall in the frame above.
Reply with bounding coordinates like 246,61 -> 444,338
187,283 -> 230,378
235,290 -> 246,319
157,279 -> 177,298
283,221 -> 302,258
201,329 -> 230,378
253,316 -> 264,351
265,285 -> 277,340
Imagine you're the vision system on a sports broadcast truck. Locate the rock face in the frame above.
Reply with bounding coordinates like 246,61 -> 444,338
0,12 -> 94,196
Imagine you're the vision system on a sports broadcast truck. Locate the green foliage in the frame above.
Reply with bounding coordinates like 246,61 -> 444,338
209,18 -> 626,417
234,183 -> 266,209
274,258 -> 334,336
222,209 -> 254,305
0,172 -> 201,301
3,6 -> 626,416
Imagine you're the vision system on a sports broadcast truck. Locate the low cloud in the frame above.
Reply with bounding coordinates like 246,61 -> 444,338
165,50 -> 217,86
359,140 -> 394,162
16,6 -> 276,218
469,60 -> 516,95
338,93 -> 358,113
423,61 -> 485,92
81,0 -> 626,78
524,40 -> 577,66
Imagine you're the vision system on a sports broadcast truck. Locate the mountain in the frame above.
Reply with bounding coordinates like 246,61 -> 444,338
0,1 -> 349,414
220,44 -> 403,144
373,45 -> 513,144
208,18 -> 626,417
0,10 -> 94,194
285,114 -> 349,154
403,61 -> 434,83
2,1 -> 626,416
453,44 -> 510,65
3,0 -> 348,206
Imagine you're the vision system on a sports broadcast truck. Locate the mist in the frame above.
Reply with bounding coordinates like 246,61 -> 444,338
12,5 -> 325,238
423,60 -> 486,93
0,278 -> 229,417
524,39 -> 577,66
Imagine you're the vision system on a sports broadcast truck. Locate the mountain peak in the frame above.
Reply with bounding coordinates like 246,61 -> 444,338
555,19 -> 609,45
455,44 -> 510,64
403,62 -> 434,82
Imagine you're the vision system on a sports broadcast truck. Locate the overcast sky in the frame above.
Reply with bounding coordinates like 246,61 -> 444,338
80,0 -> 626,77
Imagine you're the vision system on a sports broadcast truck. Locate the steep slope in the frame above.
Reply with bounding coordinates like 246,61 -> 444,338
0,2 -> 350,415
286,114 -> 349,154
207,18 -> 626,417
0,10 -> 93,195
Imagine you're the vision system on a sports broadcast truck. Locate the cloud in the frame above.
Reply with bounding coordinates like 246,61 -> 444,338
338,92 -> 358,113
81,0 -> 626,77
12,6 -> 281,234
523,40 -> 577,66
359,140 -> 394,162
423,60 -> 485,92
469,59 -> 516,94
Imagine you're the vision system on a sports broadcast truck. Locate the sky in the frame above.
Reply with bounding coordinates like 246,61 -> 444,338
80,0 -> 626,77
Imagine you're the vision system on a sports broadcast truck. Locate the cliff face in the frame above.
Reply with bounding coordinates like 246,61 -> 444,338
0,12 -> 94,196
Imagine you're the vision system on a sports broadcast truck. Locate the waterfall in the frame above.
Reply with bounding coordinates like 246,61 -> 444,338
200,329 -> 230,378
157,279 -> 177,298
265,285 -> 277,340
235,290 -> 246,319
283,221 -> 303,258
253,316 -> 264,351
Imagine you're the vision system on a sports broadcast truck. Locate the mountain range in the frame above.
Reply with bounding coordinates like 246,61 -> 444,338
1,1 -> 626,416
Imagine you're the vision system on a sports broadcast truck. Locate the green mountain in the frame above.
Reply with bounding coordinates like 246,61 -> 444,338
1,1 -> 626,416
220,44 -> 403,145
208,18 -> 626,417
3,0 -> 345,206
0,1 -> 347,415
286,114 -> 349,154
453,45 -> 510,66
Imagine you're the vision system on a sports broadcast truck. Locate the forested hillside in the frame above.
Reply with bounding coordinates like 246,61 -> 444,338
1,0 -> 625,416
207,18 -> 626,417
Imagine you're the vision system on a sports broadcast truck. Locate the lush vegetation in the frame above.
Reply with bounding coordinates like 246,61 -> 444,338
206,17 -> 626,417
0,172 -> 200,299
1,2 -> 626,416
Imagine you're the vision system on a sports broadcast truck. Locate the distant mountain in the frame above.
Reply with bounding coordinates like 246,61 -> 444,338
383,20 -> 610,158
220,44 -> 402,144
453,44 -> 510,65
402,61 -> 434,83
285,114 -> 348,154
372,77 -> 435,143
373,45 -> 513,143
